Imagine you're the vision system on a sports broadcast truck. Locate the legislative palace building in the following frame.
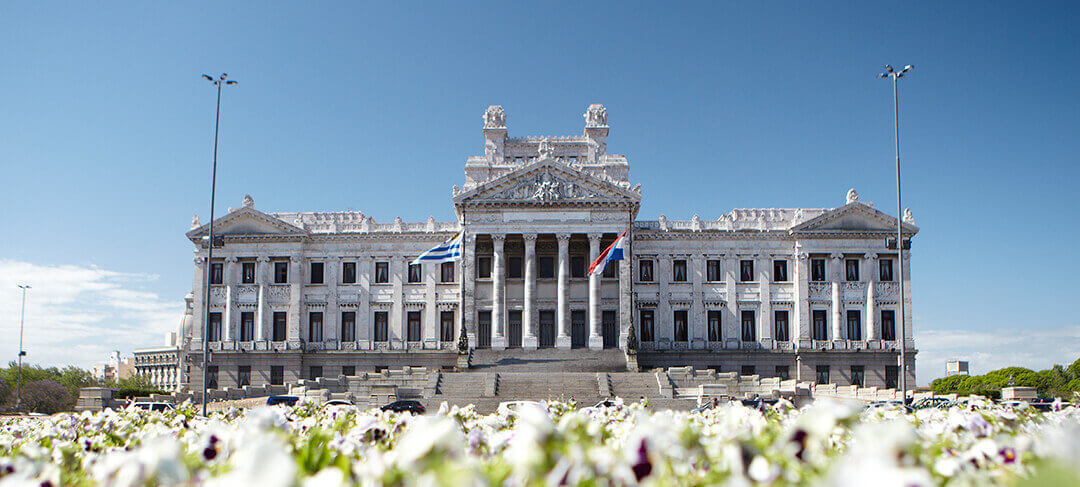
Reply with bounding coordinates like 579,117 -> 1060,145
175,104 -> 918,392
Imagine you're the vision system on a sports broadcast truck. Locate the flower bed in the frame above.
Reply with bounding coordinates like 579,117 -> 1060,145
1,398 -> 1078,486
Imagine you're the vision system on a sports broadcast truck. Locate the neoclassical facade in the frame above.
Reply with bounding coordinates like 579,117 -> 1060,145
179,104 -> 917,391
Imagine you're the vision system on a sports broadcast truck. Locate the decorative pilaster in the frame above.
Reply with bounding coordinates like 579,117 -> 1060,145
222,256 -> 238,343
587,233 -> 603,349
326,257 -> 339,345
192,256 -> 206,344
287,255 -> 303,347
491,234 -> 508,349
722,254 -> 739,348
830,253 -> 843,343
689,254 -> 705,348
794,250 -> 810,347
461,233 -> 477,348
757,254 -> 772,348
255,256 -> 270,342
618,228 -> 634,348
865,253 -> 879,342
358,256 -> 372,347
556,233 -> 572,348
391,256 -> 404,348
523,234 -> 538,349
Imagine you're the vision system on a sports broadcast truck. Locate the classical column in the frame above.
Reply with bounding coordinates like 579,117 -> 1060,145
358,256 -> 372,347
757,254 -> 772,348
830,253 -> 843,343
901,251 -> 914,350
192,256 -> 206,344
287,255 -> 303,346
865,253 -> 879,342
491,234 -> 508,349
689,254 -> 705,348
522,234 -> 538,349
722,254 -> 739,348
794,250 -> 810,347
461,232 -> 477,348
325,257 -> 339,344
255,256 -> 270,341
391,256 -> 404,348
618,234 -> 633,349
555,233 -> 572,348
223,256 -> 237,343
587,233 -> 603,349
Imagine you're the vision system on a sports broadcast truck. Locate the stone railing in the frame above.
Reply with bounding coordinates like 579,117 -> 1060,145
267,284 -> 290,303
875,282 -> 899,299
808,282 -> 831,300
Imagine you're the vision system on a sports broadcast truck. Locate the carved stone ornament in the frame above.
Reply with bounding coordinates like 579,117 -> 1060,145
846,188 -> 859,204
490,168 -> 600,202
241,194 -> 254,208
903,208 -> 915,224
483,105 -> 506,129
537,138 -> 556,159
584,103 -> 608,127
658,215 -> 668,231
191,215 -> 201,230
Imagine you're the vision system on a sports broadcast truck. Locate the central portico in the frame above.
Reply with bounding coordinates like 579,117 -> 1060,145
453,105 -> 641,350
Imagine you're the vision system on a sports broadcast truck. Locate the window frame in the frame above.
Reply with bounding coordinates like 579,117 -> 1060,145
341,311 -> 356,342
408,262 -> 423,283
816,365 -> 830,385
775,365 -> 790,381
208,312 -> 222,342
374,262 -> 390,284
706,259 -> 722,282
810,258 -> 826,282
477,256 -> 493,279
707,310 -> 722,342
538,256 -> 555,279
773,260 -> 788,282
440,311 -> 455,342
241,262 -> 256,284
507,257 -> 522,279
310,262 -> 324,284
274,262 -> 288,284
237,365 -> 251,387
879,258 -> 894,282
308,312 -> 324,342
406,311 -> 422,342
272,312 -> 287,342
774,310 -> 790,342
740,260 -> 755,282
850,365 -> 865,387
672,259 -> 687,282
240,311 -> 254,342
881,309 -> 897,341
740,310 -> 756,342
570,255 -> 586,278
210,262 -> 223,285
639,309 -> 655,342
270,365 -> 284,386
846,309 -> 862,341
342,262 -> 357,284
374,311 -> 389,342
638,259 -> 654,282
812,309 -> 828,341
673,310 -> 688,342
845,259 -> 860,282
441,262 -> 456,283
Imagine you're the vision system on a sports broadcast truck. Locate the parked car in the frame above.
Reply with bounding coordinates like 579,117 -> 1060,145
381,400 -> 425,414
911,397 -> 953,410
132,402 -> 174,412
868,401 -> 913,414
266,395 -> 300,407
323,399 -> 357,412
497,401 -> 545,415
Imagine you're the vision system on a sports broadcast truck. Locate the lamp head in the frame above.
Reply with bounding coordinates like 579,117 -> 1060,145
902,64 -> 914,73
885,65 -> 894,73
201,74 -> 213,81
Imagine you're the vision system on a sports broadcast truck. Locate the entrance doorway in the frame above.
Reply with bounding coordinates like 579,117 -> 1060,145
539,310 -> 556,348
571,310 -> 587,348
508,310 -> 522,348
602,310 -> 618,348
477,311 -> 491,348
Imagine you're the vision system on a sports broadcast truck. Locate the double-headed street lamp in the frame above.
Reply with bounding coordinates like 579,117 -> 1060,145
880,64 -> 913,402
15,284 -> 30,411
200,73 -> 237,417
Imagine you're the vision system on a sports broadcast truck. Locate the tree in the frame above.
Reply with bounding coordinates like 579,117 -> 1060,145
19,380 -> 70,414
0,380 -> 9,407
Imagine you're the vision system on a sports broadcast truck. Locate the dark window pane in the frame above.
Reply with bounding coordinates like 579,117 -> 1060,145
341,312 -> 356,342
477,256 -> 492,279
707,260 -> 722,282
273,312 -> 287,341
851,365 -> 865,387
343,262 -> 356,284
308,366 -> 322,381
774,310 -> 789,342
240,312 -> 254,342
811,259 -> 826,282
242,262 -> 255,284
308,312 -> 323,342
407,311 -> 422,342
846,310 -> 862,341
538,256 -> 554,279
885,366 -> 899,389
741,365 -> 756,376
238,366 -> 251,387
440,311 -> 455,342
208,313 -> 222,342
571,256 -> 586,278
274,262 -> 288,284
375,262 -> 389,283
672,260 -> 687,282
602,259 -> 617,278
881,310 -> 896,341
507,257 -> 522,279
206,365 -> 218,389
741,310 -> 755,342
812,310 -> 828,341
879,259 -> 894,282
310,262 -> 324,284
707,310 -> 722,342
270,366 -> 284,385
441,262 -> 455,283
210,263 -> 223,285
374,312 -> 389,342
639,310 -> 654,342
342,366 -> 355,377
673,310 -> 688,342
846,259 -> 860,281
408,263 -> 423,283
740,260 -> 754,282
775,366 -> 790,381
816,365 -> 830,385
773,260 -> 788,282
639,260 -> 653,282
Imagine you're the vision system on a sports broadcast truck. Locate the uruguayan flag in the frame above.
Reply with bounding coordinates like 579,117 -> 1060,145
411,231 -> 463,265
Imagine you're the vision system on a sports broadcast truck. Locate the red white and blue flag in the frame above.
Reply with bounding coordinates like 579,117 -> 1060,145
588,229 -> 629,277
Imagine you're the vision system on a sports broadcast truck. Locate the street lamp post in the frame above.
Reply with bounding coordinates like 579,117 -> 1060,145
879,64 -> 912,403
200,73 -> 237,417
15,284 -> 30,411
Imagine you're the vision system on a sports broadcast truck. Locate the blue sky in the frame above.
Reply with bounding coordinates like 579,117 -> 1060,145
2,2 -> 1078,382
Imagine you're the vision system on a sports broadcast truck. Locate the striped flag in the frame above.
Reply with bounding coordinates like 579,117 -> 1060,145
411,231 -> 463,265
588,229 -> 629,277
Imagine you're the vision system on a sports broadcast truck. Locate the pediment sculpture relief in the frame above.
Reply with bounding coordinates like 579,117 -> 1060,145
490,168 -> 601,202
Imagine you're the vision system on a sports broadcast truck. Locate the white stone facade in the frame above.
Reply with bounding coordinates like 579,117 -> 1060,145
176,104 -> 918,391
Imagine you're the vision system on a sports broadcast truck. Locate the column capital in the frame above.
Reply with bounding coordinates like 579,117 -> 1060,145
829,253 -> 844,261
224,256 -> 238,263
289,255 -> 303,263
556,233 -> 572,242
587,233 -> 603,245
194,256 -> 206,264
796,252 -> 810,261
491,234 -> 506,244
864,252 -> 878,261
256,256 -> 270,263
522,233 -> 538,243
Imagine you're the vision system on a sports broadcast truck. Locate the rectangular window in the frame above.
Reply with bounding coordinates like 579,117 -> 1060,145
775,365 -> 790,381
206,365 -> 218,389
308,366 -> 322,381
639,310 -> 654,342
881,310 -> 897,341
571,256 -> 586,278
740,260 -> 754,282
341,312 -> 356,342
408,263 -> 423,283
812,310 -> 828,341
639,259 -> 654,282
477,256 -> 492,279
846,310 -> 862,341
741,365 -> 756,376
310,262 -> 324,284
407,311 -> 421,342
885,365 -> 899,389
673,310 -> 688,342
851,365 -> 865,387
274,262 -> 288,284
208,312 -> 222,342
238,365 -> 251,387
242,262 -> 255,284
270,366 -> 284,385
440,311 -> 455,342
707,310 -> 722,342
706,260 -> 722,282
308,312 -> 323,342
272,312 -> 287,341
741,310 -> 756,342
240,312 -> 254,342
879,259 -> 894,282
672,259 -> 687,282
342,365 -> 355,377
773,260 -> 788,282
774,310 -> 790,342
210,262 -> 223,285
342,262 -> 357,284
441,262 -> 456,282
538,256 -> 555,278
374,311 -> 389,342
816,365 -> 830,385
602,259 -> 617,278
811,259 -> 826,282
846,259 -> 860,281
507,257 -> 522,279
375,262 -> 389,283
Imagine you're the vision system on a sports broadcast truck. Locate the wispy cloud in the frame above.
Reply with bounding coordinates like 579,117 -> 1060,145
0,260 -> 182,369
916,325 -> 1080,384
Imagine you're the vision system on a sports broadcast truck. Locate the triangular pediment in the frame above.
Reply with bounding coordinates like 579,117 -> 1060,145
186,206 -> 308,242
453,159 -> 641,207
791,202 -> 918,235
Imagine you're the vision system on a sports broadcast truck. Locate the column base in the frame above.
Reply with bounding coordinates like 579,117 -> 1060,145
491,336 -> 508,350
588,336 -> 604,350
556,336 -> 572,349
523,336 -> 539,349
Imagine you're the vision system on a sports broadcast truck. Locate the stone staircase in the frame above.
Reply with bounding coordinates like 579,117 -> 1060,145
609,372 -> 660,399
494,372 -> 605,403
469,348 -> 628,372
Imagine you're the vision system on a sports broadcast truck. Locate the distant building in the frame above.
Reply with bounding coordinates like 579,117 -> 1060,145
91,351 -> 135,383
133,304 -> 192,392
946,360 -> 969,376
